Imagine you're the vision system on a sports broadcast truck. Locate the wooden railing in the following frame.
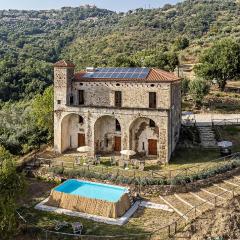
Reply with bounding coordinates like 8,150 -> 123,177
212,118 -> 240,126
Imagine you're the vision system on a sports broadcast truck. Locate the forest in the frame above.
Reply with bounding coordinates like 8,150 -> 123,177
0,0 -> 240,155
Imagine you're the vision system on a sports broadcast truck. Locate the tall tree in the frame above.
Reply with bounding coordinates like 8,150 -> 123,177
189,78 -> 210,107
195,39 -> 240,91
0,146 -> 25,240
31,86 -> 54,140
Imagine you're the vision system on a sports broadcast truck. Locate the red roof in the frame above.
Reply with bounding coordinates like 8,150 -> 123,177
54,60 -> 75,68
74,68 -> 180,82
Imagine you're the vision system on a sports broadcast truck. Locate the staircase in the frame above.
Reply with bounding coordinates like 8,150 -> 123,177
197,126 -> 218,149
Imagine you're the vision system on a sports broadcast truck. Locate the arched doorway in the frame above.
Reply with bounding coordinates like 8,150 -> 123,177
61,113 -> 85,152
129,117 -> 159,156
94,116 -> 122,154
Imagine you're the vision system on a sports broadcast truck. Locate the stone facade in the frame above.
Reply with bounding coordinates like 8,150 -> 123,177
53,61 -> 181,163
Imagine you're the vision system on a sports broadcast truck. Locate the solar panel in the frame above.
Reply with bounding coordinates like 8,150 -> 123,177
83,68 -> 150,79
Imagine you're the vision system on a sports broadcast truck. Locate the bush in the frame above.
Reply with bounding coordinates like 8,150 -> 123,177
47,159 -> 240,187
189,78 -> 210,107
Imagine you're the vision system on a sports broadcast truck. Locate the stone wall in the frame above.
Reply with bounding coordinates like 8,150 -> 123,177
72,81 -> 171,109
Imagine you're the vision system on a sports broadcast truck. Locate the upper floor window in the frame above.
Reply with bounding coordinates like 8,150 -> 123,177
57,100 -> 61,105
70,95 -> 74,105
149,92 -> 156,109
78,90 -> 84,105
115,91 -> 122,108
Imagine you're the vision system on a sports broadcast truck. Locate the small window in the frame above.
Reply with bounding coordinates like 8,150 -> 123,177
142,142 -> 145,151
115,91 -> 122,107
149,92 -> 156,108
57,100 -> 61,105
79,116 -> 84,124
78,90 -> 84,105
70,95 -> 74,105
115,119 -> 121,132
105,138 -> 109,148
149,119 -> 156,128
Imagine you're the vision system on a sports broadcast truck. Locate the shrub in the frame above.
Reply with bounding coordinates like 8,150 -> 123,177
47,159 -> 240,186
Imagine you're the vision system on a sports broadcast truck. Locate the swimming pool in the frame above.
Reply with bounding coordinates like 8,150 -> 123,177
46,179 -> 131,218
54,179 -> 128,202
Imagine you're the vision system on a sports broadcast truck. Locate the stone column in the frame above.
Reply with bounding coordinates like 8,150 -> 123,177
54,111 -> 63,153
158,117 -> 169,163
87,111 -> 95,157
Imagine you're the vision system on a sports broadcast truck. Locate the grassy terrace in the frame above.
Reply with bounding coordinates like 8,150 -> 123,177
48,147 -> 235,181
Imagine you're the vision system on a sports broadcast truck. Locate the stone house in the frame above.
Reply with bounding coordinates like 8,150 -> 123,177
54,60 -> 181,163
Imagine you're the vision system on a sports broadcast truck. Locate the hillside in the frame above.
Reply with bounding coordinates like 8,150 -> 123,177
0,0 -> 240,102
0,0 -> 240,155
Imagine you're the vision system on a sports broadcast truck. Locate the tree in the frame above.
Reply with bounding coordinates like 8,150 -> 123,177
31,86 -> 54,141
189,78 -> 210,107
0,146 -> 25,240
181,78 -> 190,96
173,37 -> 189,51
195,38 -> 240,91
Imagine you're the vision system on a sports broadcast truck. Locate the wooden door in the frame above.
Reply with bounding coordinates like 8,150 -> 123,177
148,139 -> 157,155
78,134 -> 85,147
114,137 -> 121,152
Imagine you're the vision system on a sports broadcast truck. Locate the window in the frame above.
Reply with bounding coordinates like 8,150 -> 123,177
105,138 -> 109,148
79,116 -> 84,124
115,91 -> 122,107
149,119 -> 156,128
149,92 -> 156,108
78,90 -> 84,105
70,95 -> 74,105
115,119 -> 121,132
57,100 -> 61,105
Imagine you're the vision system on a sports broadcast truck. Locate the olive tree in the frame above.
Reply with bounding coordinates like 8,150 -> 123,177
195,38 -> 240,91
189,78 -> 210,107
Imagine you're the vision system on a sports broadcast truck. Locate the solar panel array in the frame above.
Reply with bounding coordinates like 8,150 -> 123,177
83,68 -> 150,79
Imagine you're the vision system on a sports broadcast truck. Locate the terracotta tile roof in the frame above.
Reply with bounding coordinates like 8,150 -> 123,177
54,60 -> 75,68
74,68 -> 180,83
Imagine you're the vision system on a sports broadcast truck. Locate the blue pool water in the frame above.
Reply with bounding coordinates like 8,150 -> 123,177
54,179 -> 128,202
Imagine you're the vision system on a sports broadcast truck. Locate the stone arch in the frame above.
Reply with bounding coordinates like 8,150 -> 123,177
94,115 -> 122,154
61,113 -> 86,152
129,117 -> 159,156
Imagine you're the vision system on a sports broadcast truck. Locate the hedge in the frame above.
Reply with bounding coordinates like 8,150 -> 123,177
47,160 -> 240,186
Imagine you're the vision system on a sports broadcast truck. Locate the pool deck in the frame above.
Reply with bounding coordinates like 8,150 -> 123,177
35,198 -> 141,225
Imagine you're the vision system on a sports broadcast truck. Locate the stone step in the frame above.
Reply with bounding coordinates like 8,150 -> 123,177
197,125 -> 217,149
